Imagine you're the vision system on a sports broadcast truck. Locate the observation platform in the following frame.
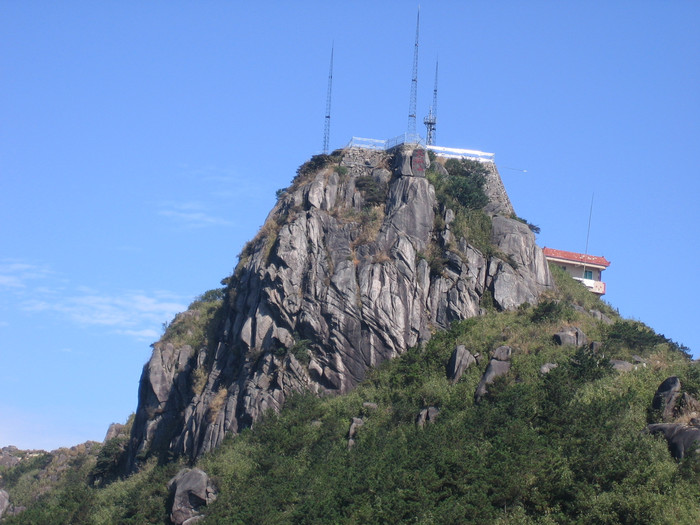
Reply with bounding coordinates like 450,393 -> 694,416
346,133 -> 495,163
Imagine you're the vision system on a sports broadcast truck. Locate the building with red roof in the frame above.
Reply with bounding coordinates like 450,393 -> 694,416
543,247 -> 611,295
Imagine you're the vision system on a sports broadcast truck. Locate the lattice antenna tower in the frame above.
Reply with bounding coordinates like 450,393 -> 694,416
407,8 -> 420,135
323,45 -> 334,154
424,61 -> 438,145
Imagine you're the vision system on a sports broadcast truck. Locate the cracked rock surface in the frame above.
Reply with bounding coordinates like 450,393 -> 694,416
125,147 -> 553,471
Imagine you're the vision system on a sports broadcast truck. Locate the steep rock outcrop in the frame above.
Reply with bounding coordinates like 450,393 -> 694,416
125,146 -> 553,470
652,376 -> 682,422
446,345 -> 476,383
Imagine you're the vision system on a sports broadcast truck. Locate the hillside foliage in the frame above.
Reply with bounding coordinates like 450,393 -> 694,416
1,268 -> 698,524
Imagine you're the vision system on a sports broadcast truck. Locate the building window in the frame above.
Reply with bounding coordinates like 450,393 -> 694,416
584,270 -> 593,280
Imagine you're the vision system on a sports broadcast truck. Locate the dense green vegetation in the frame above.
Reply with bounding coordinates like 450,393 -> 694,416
193,269 -> 698,524
427,158 -> 494,256
3,268 -> 698,524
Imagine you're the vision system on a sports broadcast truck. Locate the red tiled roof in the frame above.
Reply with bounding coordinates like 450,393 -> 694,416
543,247 -> 610,268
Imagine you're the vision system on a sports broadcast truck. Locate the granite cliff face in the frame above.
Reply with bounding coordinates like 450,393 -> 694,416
125,145 -> 553,471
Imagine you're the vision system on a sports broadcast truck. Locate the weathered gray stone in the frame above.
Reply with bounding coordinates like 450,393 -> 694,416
362,402 -> 378,410
475,359 -> 512,402
104,423 -> 125,443
681,393 -> 700,420
652,376 -> 682,422
168,468 -> 217,525
348,417 -> 365,449
0,447 -> 20,468
416,406 -> 439,428
589,309 -> 613,324
589,341 -> 603,353
492,345 -> 512,361
0,490 -> 9,519
394,146 -> 414,176
540,362 -> 558,374
125,148 -> 554,469
348,417 -> 364,439
553,327 -> 587,347
487,216 -> 553,310
447,345 -> 476,383
646,423 -> 700,459
610,359 -> 634,372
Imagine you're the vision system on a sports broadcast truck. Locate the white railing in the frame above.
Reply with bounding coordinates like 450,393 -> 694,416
346,137 -> 388,150
426,145 -> 495,162
346,135 -> 494,162
384,132 -> 424,149
574,277 -> 606,295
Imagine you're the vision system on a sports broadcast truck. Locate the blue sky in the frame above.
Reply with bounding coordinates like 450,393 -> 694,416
1,1 -> 698,450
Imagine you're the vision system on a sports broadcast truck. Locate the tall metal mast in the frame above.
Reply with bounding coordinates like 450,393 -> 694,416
424,61 -> 438,145
407,8 -> 419,136
323,45 -> 334,154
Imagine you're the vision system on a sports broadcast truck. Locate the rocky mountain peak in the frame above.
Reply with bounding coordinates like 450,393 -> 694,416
125,144 -> 553,471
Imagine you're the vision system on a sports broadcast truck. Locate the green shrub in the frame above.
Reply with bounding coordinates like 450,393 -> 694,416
427,158 -> 494,257
294,150 -> 342,184
603,319 -> 688,357
530,300 -> 572,324
511,214 -> 541,234
355,175 -> 387,207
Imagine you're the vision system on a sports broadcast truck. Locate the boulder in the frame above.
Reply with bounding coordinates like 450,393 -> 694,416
680,393 -> 700,420
416,406 -> 439,428
540,362 -> 558,374
348,417 -> 365,449
0,490 -> 9,519
646,423 -> 700,459
394,146 -> 414,176
610,359 -> 634,373
553,327 -> 587,347
589,341 -> 603,353
652,377 -> 682,422
168,468 -> 217,525
348,417 -> 364,439
492,345 -> 513,361
589,309 -> 613,324
487,216 -> 552,310
475,359 -> 511,402
446,345 -> 476,383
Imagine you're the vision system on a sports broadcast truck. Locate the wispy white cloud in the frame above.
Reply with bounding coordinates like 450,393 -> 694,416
157,201 -> 233,228
119,328 -> 161,340
0,261 -> 52,289
3,259 -> 188,343
156,164 -> 272,228
22,289 -> 187,341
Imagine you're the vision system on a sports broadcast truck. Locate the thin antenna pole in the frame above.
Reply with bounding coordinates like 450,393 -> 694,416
323,44 -> 334,154
582,193 -> 594,279
424,60 -> 438,145
584,193 -> 594,256
407,8 -> 419,135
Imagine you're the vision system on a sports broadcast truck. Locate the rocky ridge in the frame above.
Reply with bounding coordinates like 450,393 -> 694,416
125,145 -> 553,470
